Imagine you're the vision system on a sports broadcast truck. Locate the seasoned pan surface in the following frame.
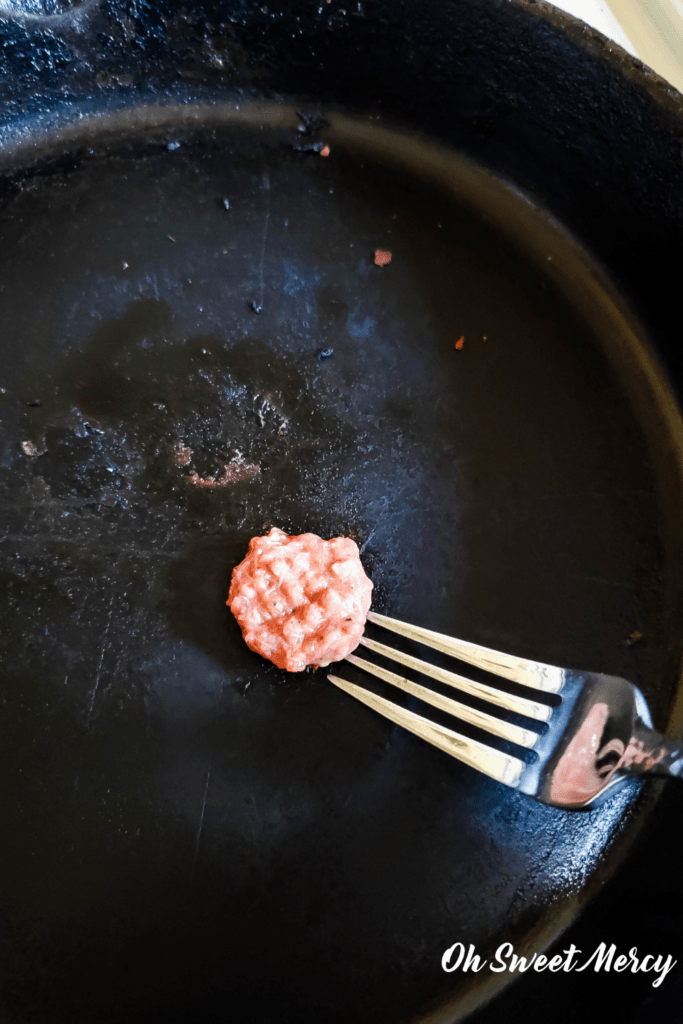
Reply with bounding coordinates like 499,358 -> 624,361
0,106 -> 682,1024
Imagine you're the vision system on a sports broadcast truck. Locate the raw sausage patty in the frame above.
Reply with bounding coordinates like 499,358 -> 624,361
228,528 -> 373,672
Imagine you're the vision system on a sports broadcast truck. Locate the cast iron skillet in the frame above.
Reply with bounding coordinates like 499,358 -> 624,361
0,2 -> 682,1023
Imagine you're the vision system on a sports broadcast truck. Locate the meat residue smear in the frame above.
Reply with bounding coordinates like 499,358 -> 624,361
373,249 -> 392,267
228,527 -> 373,672
174,446 -> 260,486
188,463 -> 260,487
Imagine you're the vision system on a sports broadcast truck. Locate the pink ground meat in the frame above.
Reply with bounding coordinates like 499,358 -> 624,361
228,527 -> 373,672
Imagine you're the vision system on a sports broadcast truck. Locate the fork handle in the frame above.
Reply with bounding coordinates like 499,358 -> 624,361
615,726 -> 683,778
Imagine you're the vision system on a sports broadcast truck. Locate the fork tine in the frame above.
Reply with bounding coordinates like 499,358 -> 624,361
366,611 -> 564,693
328,674 -> 526,786
346,654 -> 541,747
360,638 -> 552,722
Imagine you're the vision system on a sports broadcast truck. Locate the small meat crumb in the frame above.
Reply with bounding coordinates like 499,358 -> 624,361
21,441 -> 39,456
320,145 -> 331,157
175,446 -> 193,467
374,249 -> 392,267
228,527 -> 373,672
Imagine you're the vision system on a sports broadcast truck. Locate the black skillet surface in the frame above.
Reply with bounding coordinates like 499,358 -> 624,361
1,3 -> 683,1024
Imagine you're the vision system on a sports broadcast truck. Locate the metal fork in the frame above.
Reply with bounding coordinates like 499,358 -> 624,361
328,611 -> 683,809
